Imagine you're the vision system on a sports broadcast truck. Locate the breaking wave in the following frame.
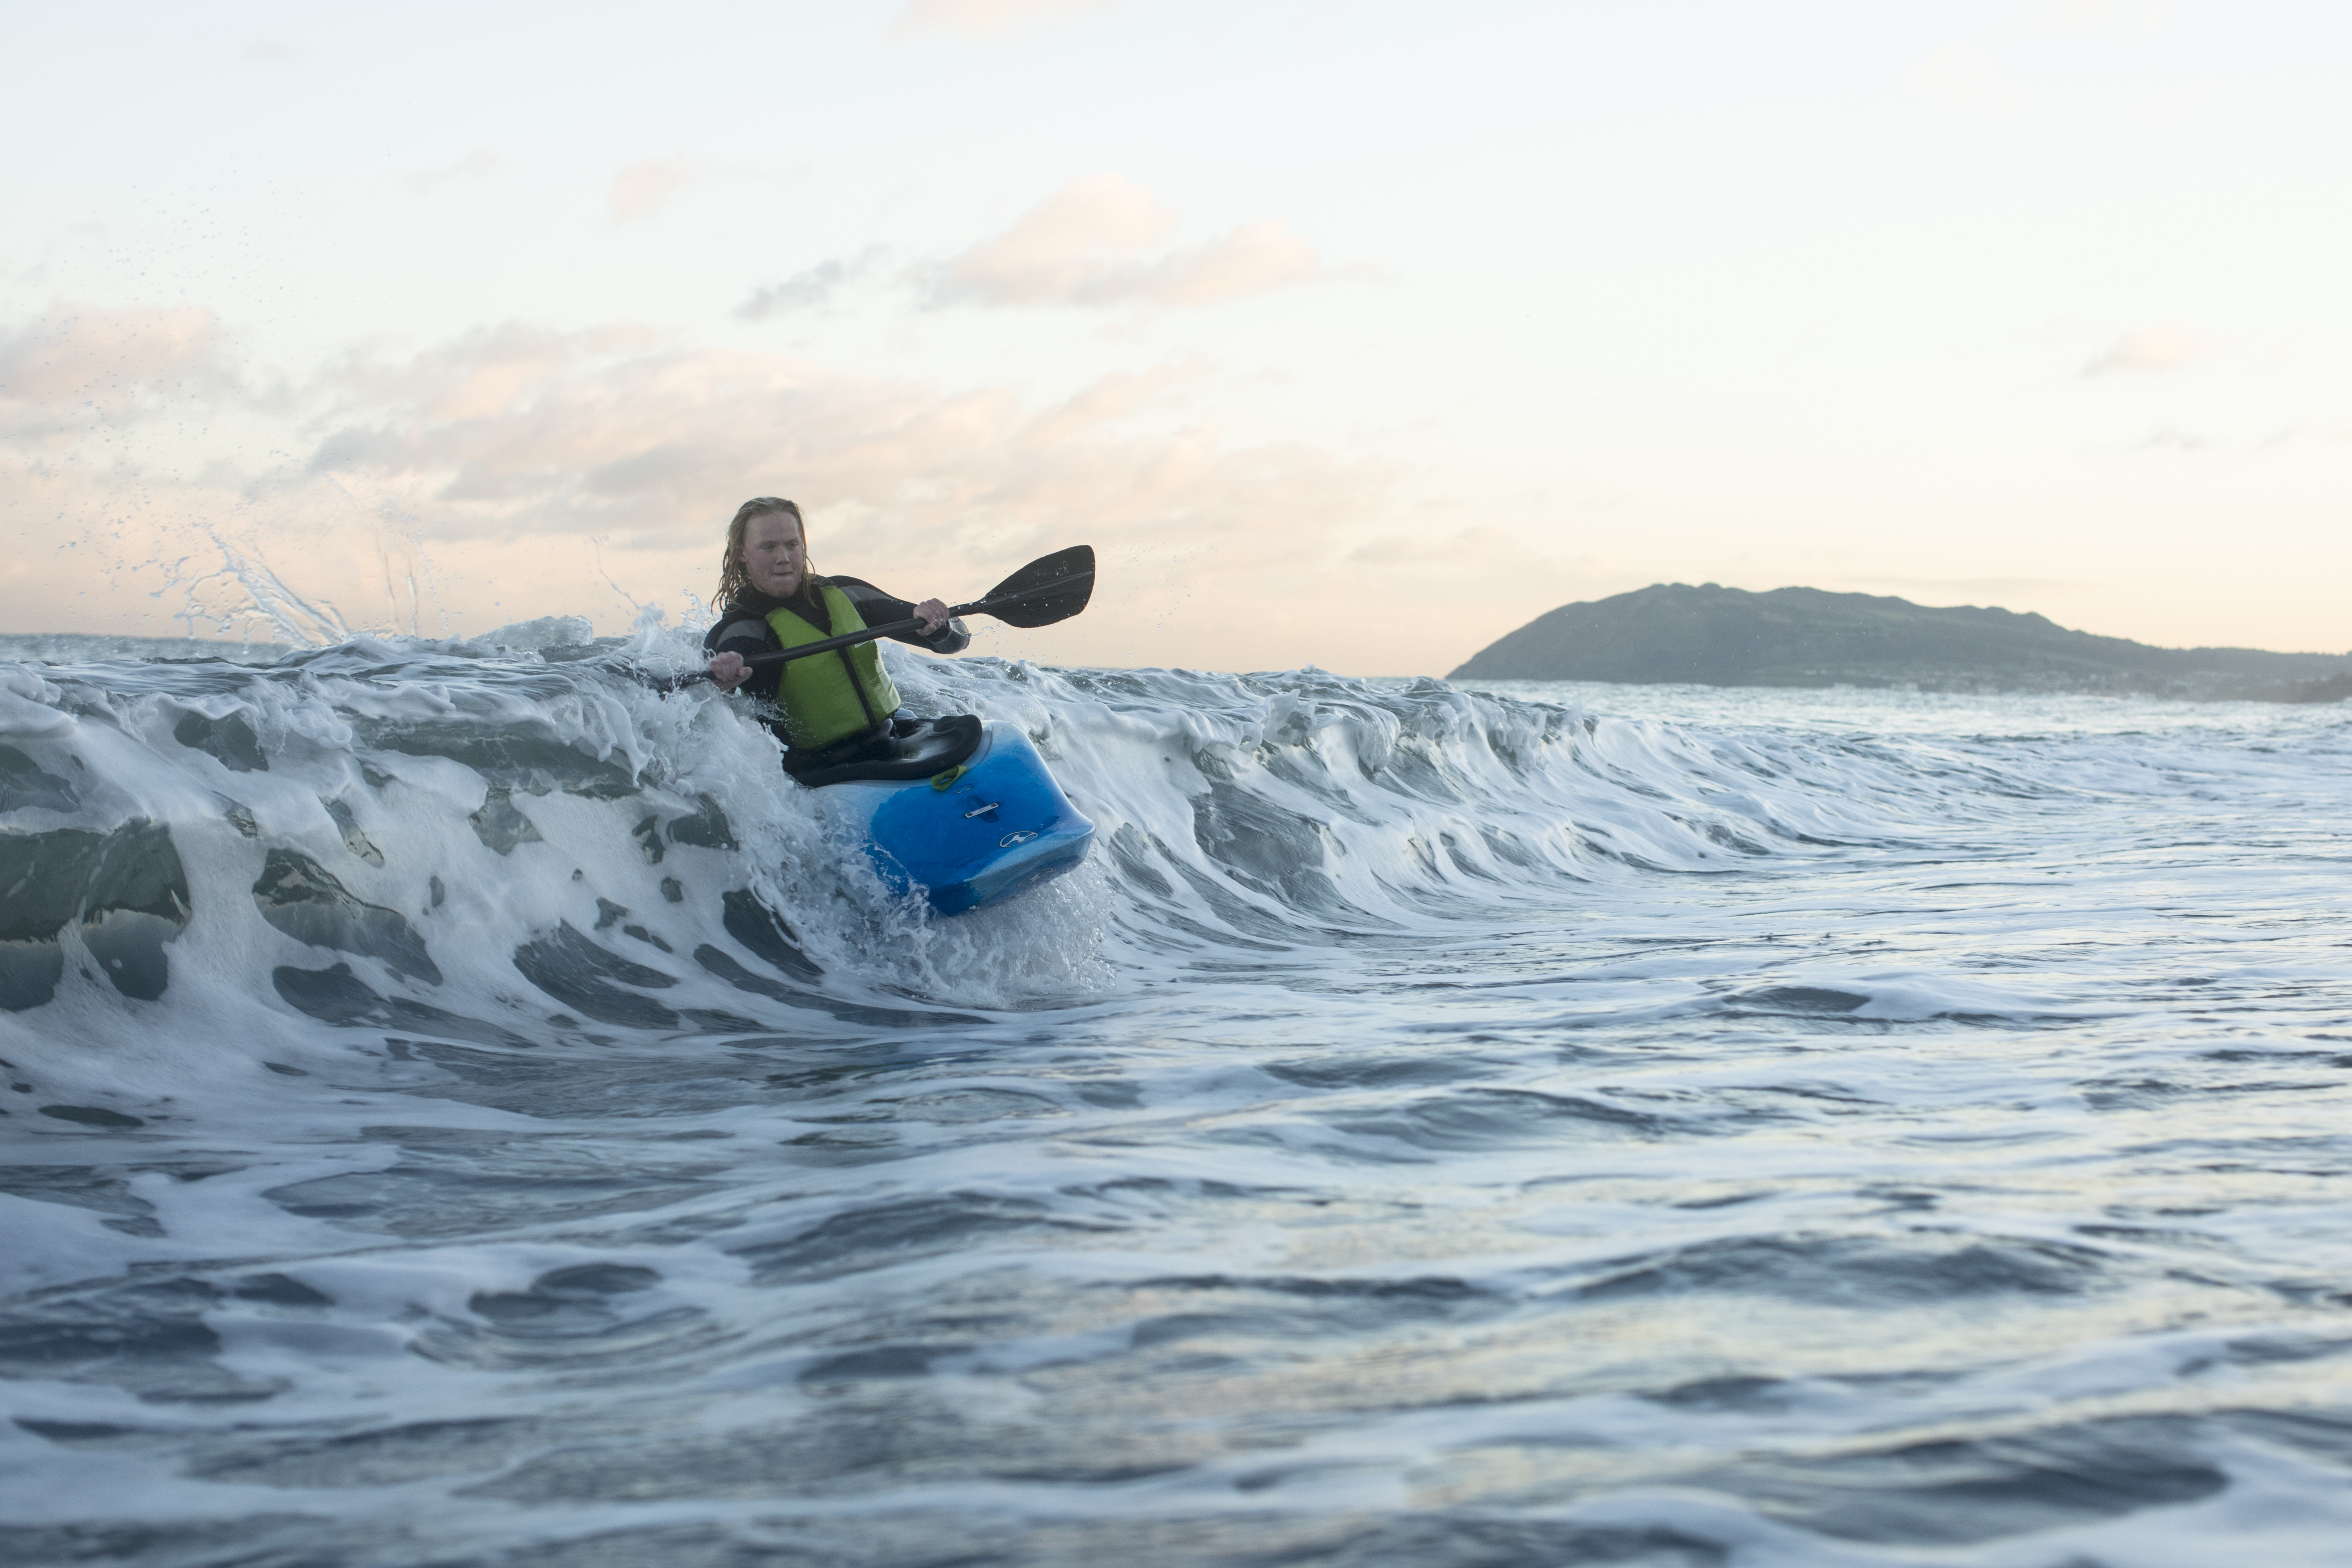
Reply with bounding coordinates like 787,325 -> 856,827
0,626 -> 1997,1085
7,629 -> 2352,1567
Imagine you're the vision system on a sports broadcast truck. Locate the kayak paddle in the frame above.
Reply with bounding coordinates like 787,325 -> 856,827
678,545 -> 1095,686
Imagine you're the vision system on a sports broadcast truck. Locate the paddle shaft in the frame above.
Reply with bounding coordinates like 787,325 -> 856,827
741,570 -> 1092,672
720,569 -> 1094,676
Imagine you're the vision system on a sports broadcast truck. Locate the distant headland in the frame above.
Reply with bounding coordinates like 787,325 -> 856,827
1447,584 -> 2352,701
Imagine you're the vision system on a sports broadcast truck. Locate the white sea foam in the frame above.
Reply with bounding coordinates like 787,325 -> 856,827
3,633 -> 2351,1565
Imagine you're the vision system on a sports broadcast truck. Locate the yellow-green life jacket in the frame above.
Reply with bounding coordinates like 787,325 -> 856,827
764,584 -> 903,751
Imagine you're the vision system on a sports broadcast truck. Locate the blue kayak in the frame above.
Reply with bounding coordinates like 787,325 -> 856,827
812,719 -> 1094,916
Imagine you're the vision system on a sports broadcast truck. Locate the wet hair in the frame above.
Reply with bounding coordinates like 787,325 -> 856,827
716,497 -> 810,607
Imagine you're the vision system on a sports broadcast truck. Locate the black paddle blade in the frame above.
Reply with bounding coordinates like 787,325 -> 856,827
976,544 -> 1094,627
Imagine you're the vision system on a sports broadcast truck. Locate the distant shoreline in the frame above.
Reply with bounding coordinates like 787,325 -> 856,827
8,626 -> 2348,702
1449,584 -> 2352,703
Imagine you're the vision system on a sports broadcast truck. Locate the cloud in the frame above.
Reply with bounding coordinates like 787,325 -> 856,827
242,40 -> 299,65
939,175 -> 1176,303
315,319 -> 658,424
609,158 -> 699,226
1020,363 -> 1203,446
0,305 -> 225,400
735,248 -> 889,320
1123,222 -> 1324,307
894,0 -> 1110,35
0,303 -> 240,439
405,150 -> 501,195
266,324 -> 1425,667
935,175 -> 1325,308
2,305 -> 1489,669
295,324 -> 1389,565
2083,322 -> 2209,377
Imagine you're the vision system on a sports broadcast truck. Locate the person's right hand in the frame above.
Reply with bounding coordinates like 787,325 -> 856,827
708,651 -> 749,692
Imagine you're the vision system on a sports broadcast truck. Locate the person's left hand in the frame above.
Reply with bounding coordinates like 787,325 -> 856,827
915,598 -> 950,635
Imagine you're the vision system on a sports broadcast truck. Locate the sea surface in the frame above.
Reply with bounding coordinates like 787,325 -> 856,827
3,632 -> 2350,1568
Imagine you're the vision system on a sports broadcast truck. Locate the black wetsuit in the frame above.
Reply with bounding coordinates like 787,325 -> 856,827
702,576 -> 970,751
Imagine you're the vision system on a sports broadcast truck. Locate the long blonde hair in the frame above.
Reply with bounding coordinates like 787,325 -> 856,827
715,496 -> 809,607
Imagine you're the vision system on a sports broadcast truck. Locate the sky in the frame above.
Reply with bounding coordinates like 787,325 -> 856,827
3,0 -> 2348,674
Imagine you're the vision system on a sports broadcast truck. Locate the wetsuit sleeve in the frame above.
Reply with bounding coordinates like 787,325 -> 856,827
827,577 -> 971,656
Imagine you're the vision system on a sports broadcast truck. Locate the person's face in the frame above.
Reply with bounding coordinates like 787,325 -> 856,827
741,513 -> 806,597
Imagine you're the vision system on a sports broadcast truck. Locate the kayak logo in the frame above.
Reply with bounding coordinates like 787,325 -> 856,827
999,830 -> 1037,847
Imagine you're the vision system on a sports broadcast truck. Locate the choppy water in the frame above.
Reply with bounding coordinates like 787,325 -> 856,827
3,633 -> 2350,1567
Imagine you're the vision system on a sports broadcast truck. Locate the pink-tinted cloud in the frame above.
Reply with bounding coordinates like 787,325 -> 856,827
3,304 -> 1536,671
0,303 -> 241,441
1120,222 -> 1324,307
939,175 -> 1176,303
298,324 -> 1389,581
0,304 -> 228,402
2083,322 -> 2210,377
609,157 -> 700,225
935,175 -> 1326,308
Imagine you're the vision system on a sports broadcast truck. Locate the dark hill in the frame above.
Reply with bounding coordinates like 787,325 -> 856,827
1446,584 -> 2352,699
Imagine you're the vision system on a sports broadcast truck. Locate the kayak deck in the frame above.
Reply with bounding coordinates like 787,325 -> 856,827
823,721 -> 1094,915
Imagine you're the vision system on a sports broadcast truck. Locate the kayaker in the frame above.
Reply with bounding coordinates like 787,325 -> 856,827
703,497 -> 969,762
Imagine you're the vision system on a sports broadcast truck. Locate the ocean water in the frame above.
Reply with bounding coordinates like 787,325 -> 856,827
3,632 -> 2350,1568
